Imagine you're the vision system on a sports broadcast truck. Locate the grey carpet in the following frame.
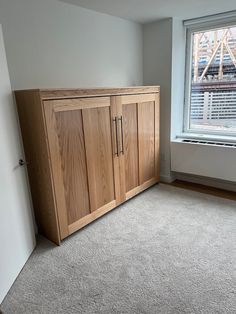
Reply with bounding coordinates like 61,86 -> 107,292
1,184 -> 236,314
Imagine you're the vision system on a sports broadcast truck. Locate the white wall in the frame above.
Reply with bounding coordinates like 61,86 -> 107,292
143,17 -> 236,189
0,0 -> 143,303
0,0 -> 143,90
143,18 -> 173,182
0,25 -> 35,304
171,18 -> 186,139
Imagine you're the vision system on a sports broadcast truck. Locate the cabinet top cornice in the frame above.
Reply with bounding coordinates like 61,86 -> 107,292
15,86 -> 160,100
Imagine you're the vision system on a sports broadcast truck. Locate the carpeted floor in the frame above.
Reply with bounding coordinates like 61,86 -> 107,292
1,184 -> 236,314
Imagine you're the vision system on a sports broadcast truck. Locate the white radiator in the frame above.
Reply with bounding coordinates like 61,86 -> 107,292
171,139 -> 236,182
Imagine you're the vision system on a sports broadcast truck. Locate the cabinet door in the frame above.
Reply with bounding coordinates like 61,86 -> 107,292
43,97 -> 119,239
113,93 -> 160,201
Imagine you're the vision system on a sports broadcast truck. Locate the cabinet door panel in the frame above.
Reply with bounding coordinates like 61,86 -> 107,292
138,101 -> 155,184
82,106 -> 115,212
55,110 -> 90,225
44,97 -> 118,239
123,103 -> 139,192
117,93 -> 160,200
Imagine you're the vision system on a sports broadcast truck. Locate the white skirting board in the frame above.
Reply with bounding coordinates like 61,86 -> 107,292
160,174 -> 176,184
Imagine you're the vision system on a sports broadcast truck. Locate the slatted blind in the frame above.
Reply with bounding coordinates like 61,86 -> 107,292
190,90 -> 236,121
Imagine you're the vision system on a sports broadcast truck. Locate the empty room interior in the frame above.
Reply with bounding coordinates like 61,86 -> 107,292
1,0 -> 236,313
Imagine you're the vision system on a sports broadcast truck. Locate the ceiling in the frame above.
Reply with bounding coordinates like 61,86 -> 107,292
59,0 -> 236,24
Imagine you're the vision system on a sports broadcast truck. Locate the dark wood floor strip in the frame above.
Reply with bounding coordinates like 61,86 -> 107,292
168,180 -> 236,201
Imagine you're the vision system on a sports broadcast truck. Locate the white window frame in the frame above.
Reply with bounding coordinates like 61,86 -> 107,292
184,11 -> 236,138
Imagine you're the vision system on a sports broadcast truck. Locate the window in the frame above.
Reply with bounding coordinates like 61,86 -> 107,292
185,19 -> 236,136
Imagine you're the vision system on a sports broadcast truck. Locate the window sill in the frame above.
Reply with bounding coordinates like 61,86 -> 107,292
176,132 -> 236,144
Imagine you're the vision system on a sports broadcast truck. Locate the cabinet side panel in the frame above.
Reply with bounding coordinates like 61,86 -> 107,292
15,91 -> 60,244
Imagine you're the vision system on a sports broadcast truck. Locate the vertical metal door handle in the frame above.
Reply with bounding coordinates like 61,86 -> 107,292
113,118 -> 119,157
119,116 -> 124,155
116,116 -> 120,156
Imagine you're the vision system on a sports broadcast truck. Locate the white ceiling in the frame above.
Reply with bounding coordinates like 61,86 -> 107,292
59,0 -> 236,24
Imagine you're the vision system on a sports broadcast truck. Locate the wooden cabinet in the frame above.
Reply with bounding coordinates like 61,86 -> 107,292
16,87 -> 160,244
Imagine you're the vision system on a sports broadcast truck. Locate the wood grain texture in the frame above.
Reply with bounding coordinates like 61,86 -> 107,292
82,105 -> 115,212
15,90 -> 60,245
123,103 -> 139,192
117,93 -> 160,202
68,200 -> 116,235
19,86 -> 160,100
114,96 -> 127,203
43,101 -> 69,240
55,110 -> 90,224
110,96 -> 124,205
47,97 -> 110,112
138,101 -> 155,184
126,178 -> 158,201
120,93 -> 156,105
